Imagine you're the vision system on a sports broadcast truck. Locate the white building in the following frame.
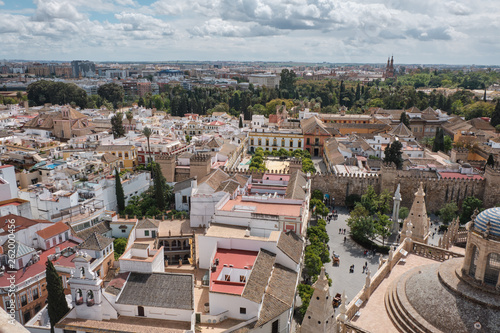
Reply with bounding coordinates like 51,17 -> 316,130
248,74 -> 280,89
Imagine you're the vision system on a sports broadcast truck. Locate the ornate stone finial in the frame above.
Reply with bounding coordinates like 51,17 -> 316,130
394,183 -> 401,201
406,221 -> 413,239
319,266 -> 326,280
365,270 -> 371,289
438,237 -> 442,248
388,248 -> 394,262
484,220 -> 491,238
339,291 -> 347,322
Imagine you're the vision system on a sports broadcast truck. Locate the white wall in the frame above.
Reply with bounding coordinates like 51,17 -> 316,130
251,308 -> 291,333
209,293 -> 259,320
0,165 -> 17,199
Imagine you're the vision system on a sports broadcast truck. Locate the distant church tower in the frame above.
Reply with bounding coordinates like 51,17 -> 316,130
385,56 -> 395,78
300,267 -> 337,333
400,182 -> 430,244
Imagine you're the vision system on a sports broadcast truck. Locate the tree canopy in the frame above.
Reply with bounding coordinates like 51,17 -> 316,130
384,140 -> 403,169
46,260 -> 70,333
97,83 -> 124,108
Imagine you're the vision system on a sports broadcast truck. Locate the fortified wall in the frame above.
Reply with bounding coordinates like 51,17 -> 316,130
162,155 -> 500,212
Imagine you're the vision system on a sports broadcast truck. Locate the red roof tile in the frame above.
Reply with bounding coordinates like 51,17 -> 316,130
0,214 -> 50,236
439,172 -> 484,180
36,221 -> 69,240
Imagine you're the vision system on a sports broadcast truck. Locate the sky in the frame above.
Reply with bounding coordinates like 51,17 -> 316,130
0,0 -> 498,65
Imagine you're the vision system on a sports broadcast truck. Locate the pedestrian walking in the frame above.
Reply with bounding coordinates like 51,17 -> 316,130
344,236 -> 346,243
339,228 -> 341,234
344,228 -> 347,234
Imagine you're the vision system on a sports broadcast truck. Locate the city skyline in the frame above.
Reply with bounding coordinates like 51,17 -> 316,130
0,0 -> 499,65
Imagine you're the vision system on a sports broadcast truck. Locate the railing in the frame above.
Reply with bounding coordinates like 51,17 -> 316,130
412,242 -> 464,261
200,310 -> 229,324
343,322 -> 373,333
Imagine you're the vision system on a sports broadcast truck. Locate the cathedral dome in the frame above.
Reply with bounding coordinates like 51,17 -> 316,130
474,207 -> 500,237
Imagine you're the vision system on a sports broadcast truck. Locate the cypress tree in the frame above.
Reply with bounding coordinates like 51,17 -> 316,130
46,260 -> 69,333
115,168 -> 125,213
400,111 -> 410,127
491,100 -> 500,127
432,128 -> 444,152
239,115 -> 243,128
153,163 -> 167,211
487,154 -> 495,167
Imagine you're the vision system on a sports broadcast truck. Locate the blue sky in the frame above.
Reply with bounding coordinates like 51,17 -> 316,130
0,0 -> 499,65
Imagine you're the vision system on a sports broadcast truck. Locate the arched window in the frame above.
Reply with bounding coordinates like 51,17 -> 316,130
75,289 -> 83,305
87,290 -> 95,306
484,253 -> 500,286
80,267 -> 85,278
469,245 -> 479,278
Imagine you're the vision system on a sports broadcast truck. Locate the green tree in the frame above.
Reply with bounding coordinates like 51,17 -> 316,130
439,202 -> 458,224
310,198 -> 329,217
491,100 -> 500,127
400,111 -> 410,127
279,69 -> 297,95
46,260 -> 70,333
443,135 -> 453,153
153,162 -> 167,211
125,111 -> 133,128
238,116 -> 243,128
97,83 -> 124,108
113,238 -> 128,260
432,128 -> 444,152
487,154 -> 495,167
311,189 -> 324,201
297,284 -> 314,322
302,158 -> 316,173
374,212 -> 392,246
115,168 -> 125,213
460,196 -> 483,224
142,127 -> 153,167
111,112 -> 125,139
399,207 -> 410,220
345,194 -> 362,209
384,140 -> 403,169
348,213 -> 375,241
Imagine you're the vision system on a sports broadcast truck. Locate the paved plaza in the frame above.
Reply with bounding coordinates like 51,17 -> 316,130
322,206 -> 383,305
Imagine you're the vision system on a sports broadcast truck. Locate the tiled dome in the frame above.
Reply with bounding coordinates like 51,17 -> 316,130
474,207 -> 500,237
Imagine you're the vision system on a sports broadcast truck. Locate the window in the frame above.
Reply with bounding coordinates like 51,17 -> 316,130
240,307 -> 246,314
315,138 -> 319,145
33,288 -> 39,300
306,138 -> 310,145
122,229 -> 126,233
298,141 -> 301,148
182,196 -> 188,204
272,320 -> 279,333
24,311 -> 31,323
240,275 -> 246,283
21,294 -> 27,307
224,275 -> 231,281
34,305 -> 41,314
266,139 -> 269,146
144,230 -> 150,237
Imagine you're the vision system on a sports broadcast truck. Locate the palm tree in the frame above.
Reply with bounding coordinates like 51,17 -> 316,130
125,111 -> 133,130
142,126 -> 153,173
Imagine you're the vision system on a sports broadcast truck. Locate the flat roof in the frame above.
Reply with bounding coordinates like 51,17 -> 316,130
205,223 -> 280,242
219,195 -> 302,217
57,316 -> 189,333
210,248 -> 258,296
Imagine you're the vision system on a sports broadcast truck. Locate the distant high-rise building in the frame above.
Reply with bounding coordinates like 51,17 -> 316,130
71,60 -> 96,78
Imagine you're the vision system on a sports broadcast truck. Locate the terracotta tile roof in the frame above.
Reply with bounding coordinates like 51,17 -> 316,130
36,221 -> 69,240
389,122 -> 413,137
242,249 -> 276,303
231,174 -> 249,188
300,116 -> 331,136
0,214 -> 49,236
73,221 -> 111,241
105,272 -> 130,296
173,177 -> 195,192
277,231 -> 304,264
78,232 -> 113,251
216,179 -> 240,194
198,168 -> 230,190
116,272 -> 193,310
324,138 -> 346,165
137,218 -> 159,229
101,153 -> 119,164
284,171 -> 307,200
467,118 -> 495,131
255,264 -> 297,326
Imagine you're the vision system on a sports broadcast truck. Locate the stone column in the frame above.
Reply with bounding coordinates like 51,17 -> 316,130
392,184 -> 401,235
474,250 -> 488,283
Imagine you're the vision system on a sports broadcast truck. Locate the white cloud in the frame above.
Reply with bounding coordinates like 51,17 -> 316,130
0,1 -> 5,6
0,0 -> 497,64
